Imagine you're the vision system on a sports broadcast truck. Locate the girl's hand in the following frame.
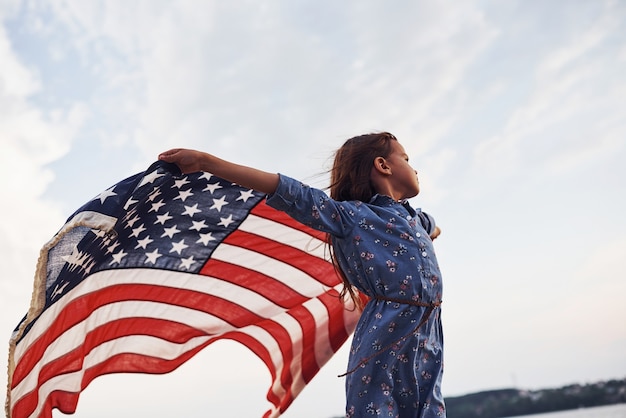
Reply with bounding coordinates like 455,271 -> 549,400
430,226 -> 441,240
158,148 -> 279,194
158,148 -> 205,174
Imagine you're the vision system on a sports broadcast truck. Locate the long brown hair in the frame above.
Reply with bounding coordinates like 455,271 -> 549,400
328,132 -> 398,309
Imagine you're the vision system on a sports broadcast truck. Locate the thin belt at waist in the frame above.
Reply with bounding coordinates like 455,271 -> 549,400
374,295 -> 442,308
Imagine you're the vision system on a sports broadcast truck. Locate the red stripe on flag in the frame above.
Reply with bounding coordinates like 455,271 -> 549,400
318,289 -> 351,353
14,343 -> 213,418
12,282 -> 264,388
14,311 -> 313,418
223,229 -> 339,288
199,259 -> 309,308
253,319 -> 297,404
11,280 -> 336,418
250,201 -> 329,241
286,304 -> 319,384
28,317 -> 206,392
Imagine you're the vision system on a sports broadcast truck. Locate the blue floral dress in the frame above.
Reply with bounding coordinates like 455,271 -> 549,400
266,174 -> 445,418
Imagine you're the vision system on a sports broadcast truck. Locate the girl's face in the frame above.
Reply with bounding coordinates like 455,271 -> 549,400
385,140 -> 420,200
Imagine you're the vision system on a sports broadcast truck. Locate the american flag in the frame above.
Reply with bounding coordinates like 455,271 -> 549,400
7,161 -> 360,418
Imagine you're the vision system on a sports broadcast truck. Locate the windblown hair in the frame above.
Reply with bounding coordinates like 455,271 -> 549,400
328,132 -> 398,309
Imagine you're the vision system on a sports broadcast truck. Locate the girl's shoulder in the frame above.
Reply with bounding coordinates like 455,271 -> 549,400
266,174 -> 399,237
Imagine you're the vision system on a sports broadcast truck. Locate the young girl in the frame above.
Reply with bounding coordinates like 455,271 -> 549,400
159,132 -> 445,417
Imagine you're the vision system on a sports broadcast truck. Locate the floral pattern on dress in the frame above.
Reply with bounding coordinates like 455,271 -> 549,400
266,174 -> 445,418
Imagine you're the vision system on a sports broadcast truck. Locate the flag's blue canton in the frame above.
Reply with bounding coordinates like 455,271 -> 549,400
41,161 -> 265,312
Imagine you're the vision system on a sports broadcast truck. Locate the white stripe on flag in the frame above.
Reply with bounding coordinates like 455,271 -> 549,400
12,271 -> 339,412
212,243 -> 329,298
13,268 -> 290,371
28,334 -> 212,418
12,299 -> 234,401
239,214 -> 327,258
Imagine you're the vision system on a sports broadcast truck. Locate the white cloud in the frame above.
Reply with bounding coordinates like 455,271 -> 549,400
470,2 -> 626,184
19,2 -> 501,178
0,16 -> 87,244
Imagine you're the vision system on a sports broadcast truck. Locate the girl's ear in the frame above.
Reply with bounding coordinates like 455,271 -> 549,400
373,156 -> 391,175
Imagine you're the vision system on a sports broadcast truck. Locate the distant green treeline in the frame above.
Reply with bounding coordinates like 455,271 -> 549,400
445,378 -> 626,418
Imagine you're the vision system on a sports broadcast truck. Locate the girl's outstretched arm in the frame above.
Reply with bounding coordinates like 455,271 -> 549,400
158,148 -> 279,195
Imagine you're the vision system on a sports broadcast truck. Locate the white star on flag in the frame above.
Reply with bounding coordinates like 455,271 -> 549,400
204,182 -> 222,194
155,212 -> 173,225
182,203 -> 202,217
138,170 -> 165,187
197,232 -> 216,245
96,186 -> 117,204
210,195 -> 229,212
161,225 -> 181,238
175,189 -> 194,202
144,249 -> 162,264
237,189 -> 256,202
218,214 -> 235,228
170,239 -> 189,255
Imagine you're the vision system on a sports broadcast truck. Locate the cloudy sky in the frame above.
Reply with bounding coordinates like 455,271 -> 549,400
1,1 -> 625,417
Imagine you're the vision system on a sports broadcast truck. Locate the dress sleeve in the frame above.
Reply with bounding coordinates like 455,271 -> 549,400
266,173 -> 357,238
417,211 -> 437,236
